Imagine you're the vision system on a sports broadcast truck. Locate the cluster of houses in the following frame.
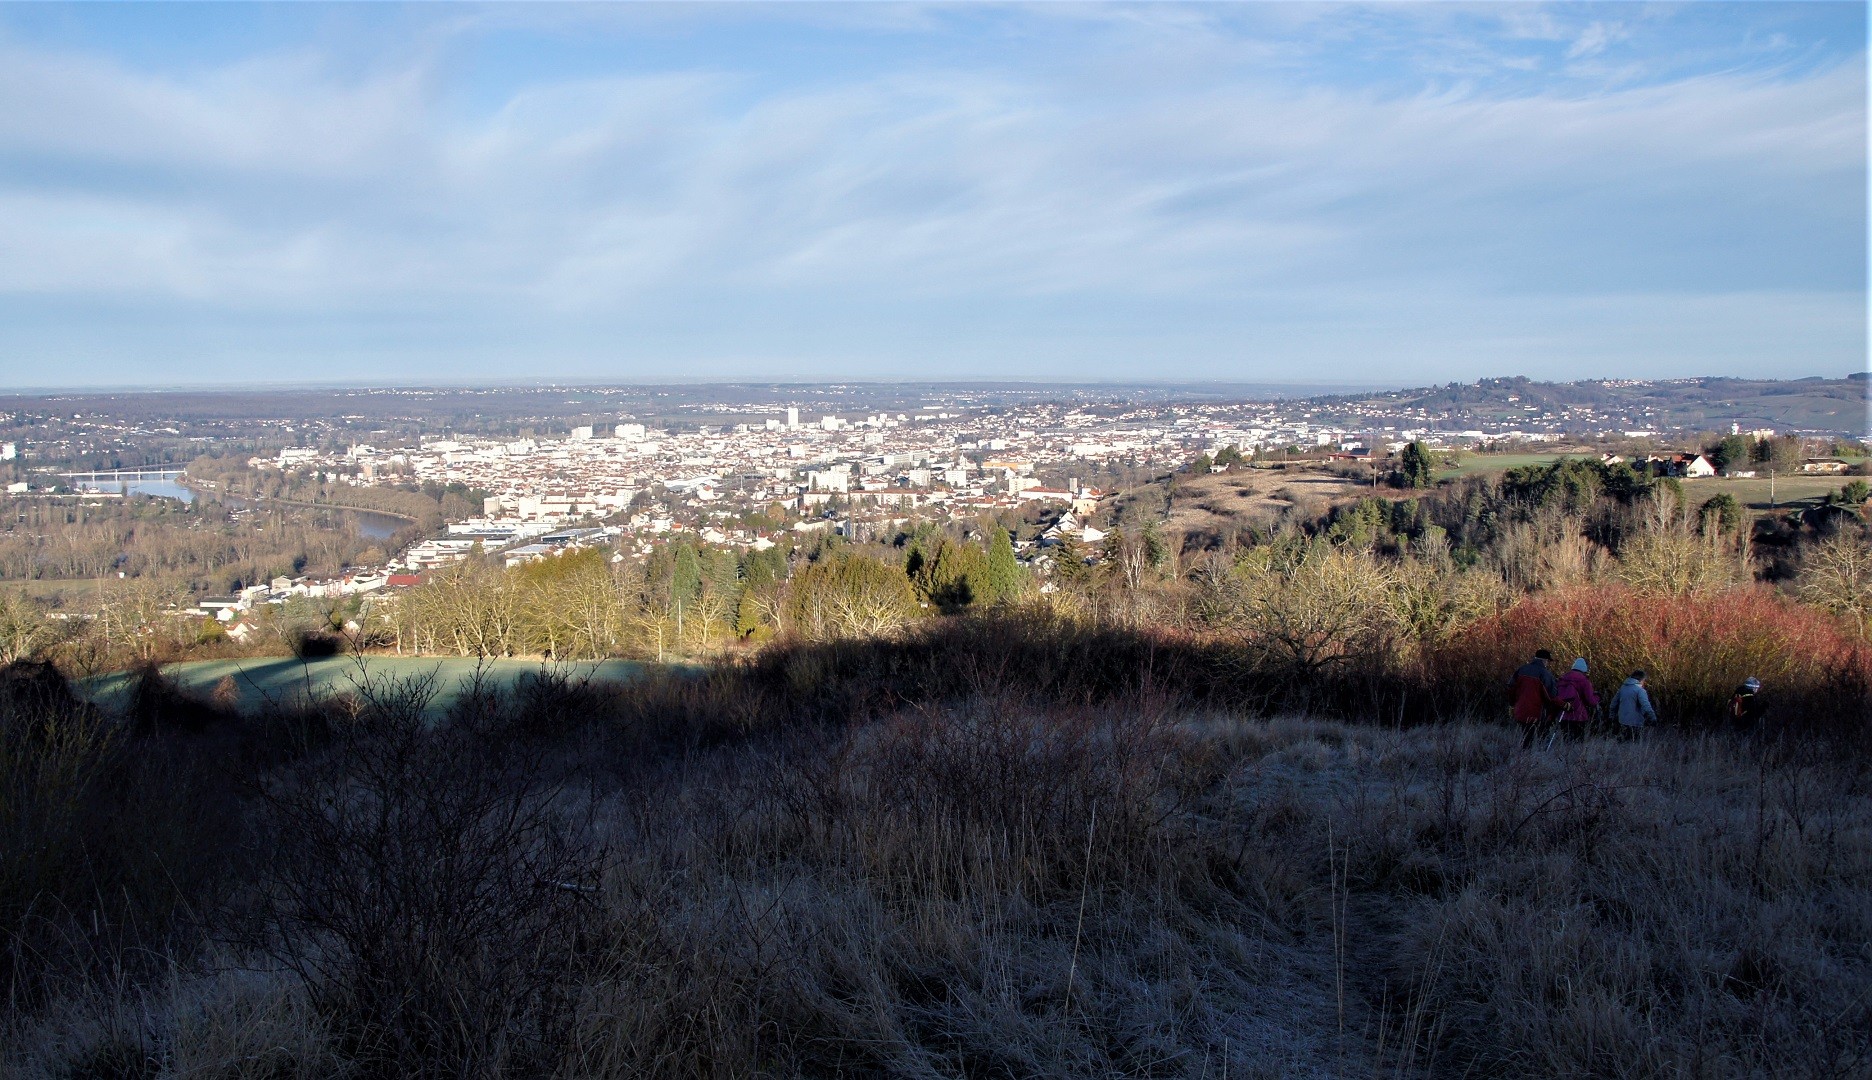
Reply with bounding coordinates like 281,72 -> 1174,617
184,569 -> 423,640
1602,452 -> 1720,479
1602,451 -> 1859,480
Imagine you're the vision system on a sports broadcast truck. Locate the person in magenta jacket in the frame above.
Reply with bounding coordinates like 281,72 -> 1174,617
1553,657 -> 1601,740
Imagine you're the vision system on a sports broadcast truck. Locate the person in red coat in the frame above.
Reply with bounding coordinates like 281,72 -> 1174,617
1554,657 -> 1601,740
1511,649 -> 1558,749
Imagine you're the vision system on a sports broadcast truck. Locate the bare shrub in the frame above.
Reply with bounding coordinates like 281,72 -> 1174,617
783,552 -> 921,642
1221,543 -> 1401,677
1615,527 -> 1748,594
251,683 -> 602,1078
1,662 -> 240,1013
0,592 -> 57,666
1490,511 -> 1607,593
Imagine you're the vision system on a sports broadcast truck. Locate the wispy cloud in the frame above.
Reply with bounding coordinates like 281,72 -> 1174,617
0,2 -> 1861,385
1566,20 -> 1626,59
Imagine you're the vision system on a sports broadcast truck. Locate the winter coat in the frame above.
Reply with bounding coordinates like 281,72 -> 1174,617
1555,670 -> 1600,723
1510,660 -> 1557,724
1611,678 -> 1656,728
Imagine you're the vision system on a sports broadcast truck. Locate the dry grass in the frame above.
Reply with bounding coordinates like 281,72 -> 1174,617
7,663 -> 1868,1078
1164,467 -> 1365,539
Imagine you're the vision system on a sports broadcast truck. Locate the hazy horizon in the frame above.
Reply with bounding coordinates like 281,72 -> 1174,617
0,2 -> 1864,388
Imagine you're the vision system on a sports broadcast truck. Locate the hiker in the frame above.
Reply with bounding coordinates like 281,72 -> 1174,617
1611,670 -> 1657,739
1512,649 -> 1559,749
1729,677 -> 1766,734
1554,657 -> 1600,740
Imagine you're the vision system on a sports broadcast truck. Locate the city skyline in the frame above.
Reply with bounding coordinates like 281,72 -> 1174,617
0,2 -> 1863,387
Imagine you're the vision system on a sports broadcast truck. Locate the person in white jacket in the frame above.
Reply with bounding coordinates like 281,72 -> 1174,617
1611,670 -> 1657,738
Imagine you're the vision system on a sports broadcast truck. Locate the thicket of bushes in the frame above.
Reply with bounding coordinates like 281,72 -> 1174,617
1437,585 -> 1872,726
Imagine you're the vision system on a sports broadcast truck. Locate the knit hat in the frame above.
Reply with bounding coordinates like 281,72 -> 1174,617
1571,657 -> 1588,673
1743,677 -> 1761,691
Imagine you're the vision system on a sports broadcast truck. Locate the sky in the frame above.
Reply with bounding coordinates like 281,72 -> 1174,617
0,2 -> 1863,389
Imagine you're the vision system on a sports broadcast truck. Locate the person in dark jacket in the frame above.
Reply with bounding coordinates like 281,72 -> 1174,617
1512,649 -> 1558,749
1729,677 -> 1766,733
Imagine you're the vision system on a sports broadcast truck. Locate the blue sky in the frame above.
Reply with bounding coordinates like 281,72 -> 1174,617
0,2 -> 1862,388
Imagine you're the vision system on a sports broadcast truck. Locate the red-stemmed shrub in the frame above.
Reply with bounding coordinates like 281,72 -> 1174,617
1429,585 -> 1872,731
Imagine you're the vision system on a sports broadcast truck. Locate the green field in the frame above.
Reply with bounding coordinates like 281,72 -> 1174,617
1434,452 -> 1566,479
0,578 -> 108,608
81,655 -> 671,716
1687,474 -> 1848,510
1433,455 -> 1856,512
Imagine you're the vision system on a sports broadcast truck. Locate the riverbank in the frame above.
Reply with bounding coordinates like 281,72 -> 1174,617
202,490 -> 417,542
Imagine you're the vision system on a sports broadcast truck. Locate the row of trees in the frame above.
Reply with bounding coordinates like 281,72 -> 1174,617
0,495 -> 378,593
1703,433 -> 1809,476
386,525 -> 1030,659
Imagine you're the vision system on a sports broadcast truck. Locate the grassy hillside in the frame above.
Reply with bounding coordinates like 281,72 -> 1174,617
80,655 -> 665,716
1434,451 -> 1565,478
5,620 -> 1871,1079
8,447 -> 1872,1077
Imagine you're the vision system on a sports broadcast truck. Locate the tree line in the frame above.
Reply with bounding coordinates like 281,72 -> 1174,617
0,495 -> 378,593
5,456 -> 1870,686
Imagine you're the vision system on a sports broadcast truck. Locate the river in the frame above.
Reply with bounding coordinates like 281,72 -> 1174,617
69,469 -> 195,502
67,471 -> 409,541
215,493 -> 411,541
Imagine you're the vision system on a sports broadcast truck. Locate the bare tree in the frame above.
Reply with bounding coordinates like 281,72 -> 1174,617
0,591 -> 56,665
1226,543 -> 1400,675
785,554 -> 919,642
1797,530 -> 1872,637
93,577 -> 188,664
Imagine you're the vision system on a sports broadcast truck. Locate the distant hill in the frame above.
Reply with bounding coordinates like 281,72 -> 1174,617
1304,375 -> 1869,436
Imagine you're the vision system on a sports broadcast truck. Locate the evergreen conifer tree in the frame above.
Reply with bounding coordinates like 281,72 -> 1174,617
1400,440 -> 1435,488
985,526 -> 1020,602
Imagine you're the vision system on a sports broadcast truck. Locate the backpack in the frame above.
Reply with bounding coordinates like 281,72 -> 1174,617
1731,690 -> 1758,724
